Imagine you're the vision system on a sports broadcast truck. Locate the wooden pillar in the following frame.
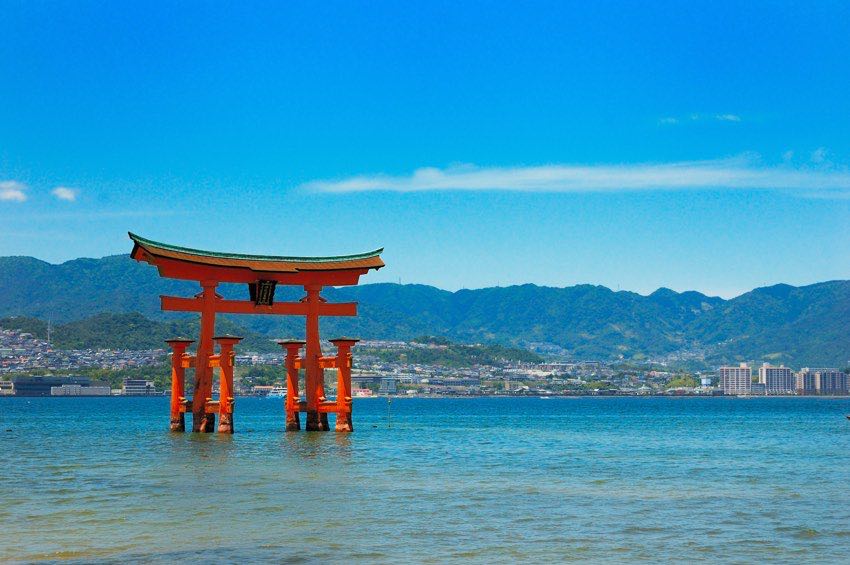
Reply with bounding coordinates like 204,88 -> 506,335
330,338 -> 358,432
166,338 -> 194,432
318,366 -> 329,431
193,280 -> 218,433
214,335 -> 242,434
304,285 -> 329,431
278,340 -> 305,431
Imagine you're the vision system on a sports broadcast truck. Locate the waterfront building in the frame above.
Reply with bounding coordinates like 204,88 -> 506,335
718,363 -> 751,395
0,380 -> 13,395
758,363 -> 795,395
817,369 -> 849,394
12,375 -> 92,396
797,368 -> 848,395
796,369 -> 817,394
379,377 -> 398,394
351,375 -> 380,388
51,384 -> 111,396
122,378 -> 159,396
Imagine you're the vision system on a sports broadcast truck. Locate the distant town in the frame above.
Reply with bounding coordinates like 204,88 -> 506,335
1,326 -> 847,398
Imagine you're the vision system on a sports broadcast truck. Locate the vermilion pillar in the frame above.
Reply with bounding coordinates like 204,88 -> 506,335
193,280 -> 218,433
214,335 -> 242,434
166,338 -> 194,432
304,285 -> 329,431
317,365 -> 329,431
330,338 -> 358,432
278,339 -> 305,431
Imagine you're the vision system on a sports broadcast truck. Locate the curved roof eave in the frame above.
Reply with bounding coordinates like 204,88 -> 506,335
129,232 -> 384,264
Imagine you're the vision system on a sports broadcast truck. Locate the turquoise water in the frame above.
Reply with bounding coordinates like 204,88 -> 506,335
3,396 -> 850,563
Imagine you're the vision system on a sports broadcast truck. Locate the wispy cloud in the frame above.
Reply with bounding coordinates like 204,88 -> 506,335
715,113 -> 741,122
0,180 -> 28,202
51,186 -> 79,201
659,113 -> 742,125
811,147 -> 829,164
302,155 -> 850,195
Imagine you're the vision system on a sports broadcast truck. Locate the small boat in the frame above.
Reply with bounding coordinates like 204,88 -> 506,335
267,386 -> 286,398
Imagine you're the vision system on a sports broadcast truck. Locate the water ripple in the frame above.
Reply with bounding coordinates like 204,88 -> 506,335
2,396 -> 850,562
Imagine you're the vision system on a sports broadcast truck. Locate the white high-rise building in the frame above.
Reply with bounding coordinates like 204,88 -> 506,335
797,368 -> 848,395
796,370 -> 816,394
818,370 -> 849,395
719,363 -> 752,395
758,363 -> 795,395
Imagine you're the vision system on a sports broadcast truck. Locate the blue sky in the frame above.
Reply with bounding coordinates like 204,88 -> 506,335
1,1 -> 849,297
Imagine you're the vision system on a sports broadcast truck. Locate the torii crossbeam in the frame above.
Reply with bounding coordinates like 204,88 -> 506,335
129,233 -> 384,433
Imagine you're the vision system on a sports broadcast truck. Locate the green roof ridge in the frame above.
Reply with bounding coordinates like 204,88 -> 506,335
129,232 -> 383,263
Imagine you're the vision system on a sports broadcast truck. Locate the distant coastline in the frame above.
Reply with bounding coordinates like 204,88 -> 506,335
5,393 -> 849,399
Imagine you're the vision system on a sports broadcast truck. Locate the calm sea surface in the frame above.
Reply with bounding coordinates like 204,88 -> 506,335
2,396 -> 850,563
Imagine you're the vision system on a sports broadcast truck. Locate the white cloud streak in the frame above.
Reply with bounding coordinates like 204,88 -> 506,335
302,156 -> 850,194
659,113 -> 742,125
811,147 -> 828,164
51,186 -> 79,201
0,181 -> 28,202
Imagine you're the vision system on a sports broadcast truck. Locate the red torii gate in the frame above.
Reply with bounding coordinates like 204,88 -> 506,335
129,233 -> 384,433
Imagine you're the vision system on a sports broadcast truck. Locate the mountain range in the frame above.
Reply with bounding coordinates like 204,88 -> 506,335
0,254 -> 847,367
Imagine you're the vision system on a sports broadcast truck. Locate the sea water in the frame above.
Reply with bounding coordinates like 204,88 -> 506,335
2,396 -> 850,563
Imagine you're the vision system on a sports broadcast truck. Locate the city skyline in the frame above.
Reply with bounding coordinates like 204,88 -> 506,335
2,2 -> 850,297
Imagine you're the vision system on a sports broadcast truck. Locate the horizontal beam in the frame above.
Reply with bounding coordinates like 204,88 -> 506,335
318,402 -> 352,413
160,296 -> 357,317
318,356 -> 338,369
150,255 -> 370,285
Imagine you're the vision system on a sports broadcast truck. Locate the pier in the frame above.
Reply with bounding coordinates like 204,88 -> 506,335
129,233 -> 384,433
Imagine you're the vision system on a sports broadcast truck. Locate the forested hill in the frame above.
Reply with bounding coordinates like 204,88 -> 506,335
0,312 -> 280,353
0,254 -> 847,366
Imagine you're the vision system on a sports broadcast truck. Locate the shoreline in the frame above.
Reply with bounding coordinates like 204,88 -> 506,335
3,394 -> 850,399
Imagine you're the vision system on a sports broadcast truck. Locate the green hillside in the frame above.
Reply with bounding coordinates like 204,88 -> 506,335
0,254 -> 847,366
0,312 -> 278,353
369,336 -> 542,367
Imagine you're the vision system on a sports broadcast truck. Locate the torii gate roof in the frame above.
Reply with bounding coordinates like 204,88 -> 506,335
129,232 -> 384,285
